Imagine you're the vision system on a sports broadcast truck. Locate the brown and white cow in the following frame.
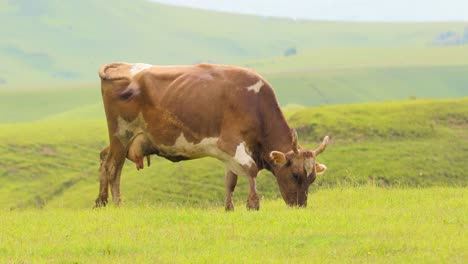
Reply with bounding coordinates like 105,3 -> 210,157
95,62 -> 329,210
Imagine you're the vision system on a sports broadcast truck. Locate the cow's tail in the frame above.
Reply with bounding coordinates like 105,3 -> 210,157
119,83 -> 140,100
99,62 -> 132,81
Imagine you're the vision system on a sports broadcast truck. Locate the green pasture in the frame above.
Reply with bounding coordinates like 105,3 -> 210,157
1,187 -> 465,263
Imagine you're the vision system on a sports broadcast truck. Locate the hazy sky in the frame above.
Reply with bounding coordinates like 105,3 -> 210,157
150,0 -> 468,22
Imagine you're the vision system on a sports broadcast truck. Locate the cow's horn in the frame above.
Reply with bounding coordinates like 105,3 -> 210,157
291,128 -> 299,154
313,136 -> 329,156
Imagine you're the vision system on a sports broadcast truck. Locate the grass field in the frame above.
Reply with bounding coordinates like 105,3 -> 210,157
1,187 -> 465,263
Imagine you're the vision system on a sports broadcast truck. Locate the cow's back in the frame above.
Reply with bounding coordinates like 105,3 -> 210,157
139,64 -> 270,141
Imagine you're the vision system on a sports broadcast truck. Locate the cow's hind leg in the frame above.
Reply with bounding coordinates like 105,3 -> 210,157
224,170 -> 238,211
109,160 -> 125,206
95,147 -> 110,207
94,144 -> 126,207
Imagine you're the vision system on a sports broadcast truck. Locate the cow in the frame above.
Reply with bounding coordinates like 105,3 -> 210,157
95,62 -> 329,210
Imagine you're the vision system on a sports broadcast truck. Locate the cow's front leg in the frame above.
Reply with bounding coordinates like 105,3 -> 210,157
247,175 -> 260,210
224,170 -> 238,211
218,139 -> 259,210
94,176 -> 109,208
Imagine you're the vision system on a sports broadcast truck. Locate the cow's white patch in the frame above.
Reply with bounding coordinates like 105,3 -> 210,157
115,113 -> 148,146
130,63 -> 153,76
224,142 -> 256,176
234,142 -> 254,167
304,158 -> 314,177
158,133 -> 221,158
159,134 -> 256,176
246,80 -> 263,93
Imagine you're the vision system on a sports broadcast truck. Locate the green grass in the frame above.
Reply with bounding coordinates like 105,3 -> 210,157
0,187 -> 466,263
0,98 -> 466,210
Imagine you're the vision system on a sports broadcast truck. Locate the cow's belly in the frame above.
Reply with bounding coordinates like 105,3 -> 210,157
156,133 -> 223,160
156,133 -> 257,177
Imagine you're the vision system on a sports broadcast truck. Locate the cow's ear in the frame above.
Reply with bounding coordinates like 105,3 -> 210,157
269,151 -> 287,166
315,162 -> 327,175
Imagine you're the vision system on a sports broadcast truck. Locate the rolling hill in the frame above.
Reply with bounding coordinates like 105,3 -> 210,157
0,98 -> 466,209
2,45 -> 468,124
1,0 -> 468,88
256,46 -> 468,105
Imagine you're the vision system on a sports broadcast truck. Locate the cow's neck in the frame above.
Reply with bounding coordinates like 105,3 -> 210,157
260,109 -> 293,174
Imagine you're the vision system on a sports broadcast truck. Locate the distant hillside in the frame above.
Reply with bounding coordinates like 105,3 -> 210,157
1,0 -> 467,88
2,46 -> 467,124
0,98 -> 466,209
432,27 -> 468,46
254,46 -> 468,105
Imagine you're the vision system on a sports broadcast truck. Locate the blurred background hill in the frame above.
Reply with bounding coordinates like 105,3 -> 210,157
1,0 -> 468,90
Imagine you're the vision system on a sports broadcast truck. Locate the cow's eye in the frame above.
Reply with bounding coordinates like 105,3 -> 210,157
292,173 -> 299,181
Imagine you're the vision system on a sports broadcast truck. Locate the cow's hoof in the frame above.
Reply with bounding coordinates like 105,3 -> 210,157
225,202 -> 234,211
246,200 -> 260,211
246,193 -> 260,210
94,198 -> 108,208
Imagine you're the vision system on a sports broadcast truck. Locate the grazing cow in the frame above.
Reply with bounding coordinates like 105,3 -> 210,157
95,62 -> 329,210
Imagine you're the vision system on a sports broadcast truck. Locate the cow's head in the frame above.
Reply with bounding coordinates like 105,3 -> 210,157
269,130 -> 329,207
